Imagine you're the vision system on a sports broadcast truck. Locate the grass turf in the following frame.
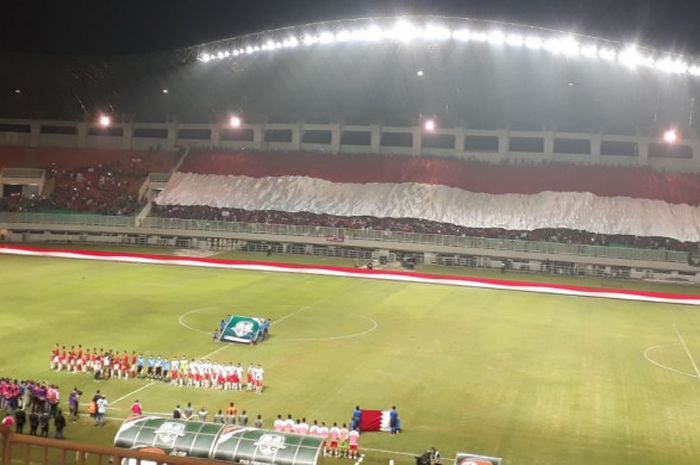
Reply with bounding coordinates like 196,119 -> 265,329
2,249 -> 700,465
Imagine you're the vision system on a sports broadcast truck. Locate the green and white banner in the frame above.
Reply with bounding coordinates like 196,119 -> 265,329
219,316 -> 264,343
455,452 -> 503,465
114,416 -> 323,465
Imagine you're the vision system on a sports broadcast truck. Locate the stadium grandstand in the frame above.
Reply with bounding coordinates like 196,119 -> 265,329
4,11 -> 700,465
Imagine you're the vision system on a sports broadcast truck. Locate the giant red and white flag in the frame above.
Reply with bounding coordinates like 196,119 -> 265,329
358,410 -> 391,432
154,151 -> 700,242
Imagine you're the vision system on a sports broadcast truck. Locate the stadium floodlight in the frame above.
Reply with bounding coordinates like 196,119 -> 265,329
417,70 -> 424,77
488,30 -> 505,45
162,89 -> 168,94
201,53 -> 211,62
14,89 -> 21,94
229,115 -> 243,129
689,65 -> 700,77
470,31 -> 488,42
424,119 -> 436,132
580,44 -> 598,58
452,29 -> 470,42
663,128 -> 678,143
560,37 -> 580,56
217,51 -> 225,59
424,24 -> 451,41
233,50 -> 240,56
98,115 -> 111,128
335,30 -> 353,42
302,35 -> 318,46
287,37 -> 299,47
246,46 -> 254,55
265,40 -> 275,50
618,46 -> 652,68
598,47 -> 617,61
655,57 -> 689,74
544,38 -> 563,54
505,34 -> 524,47
389,19 -> 419,42
524,36 -> 543,49
319,32 -> 335,44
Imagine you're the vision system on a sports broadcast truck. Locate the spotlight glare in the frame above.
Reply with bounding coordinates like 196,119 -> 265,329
217,51 -> 225,59
524,36 -> 543,49
598,47 -> 617,61
488,30 -> 505,45
470,31 -> 488,42
335,30 -> 352,42
98,115 -> 111,128
580,44 -> 598,58
424,24 -> 451,41
452,29 -> 470,42
319,32 -> 335,44
201,53 -> 211,62
663,129 -> 678,144
230,115 -> 243,129
417,70 -> 424,77
560,38 -> 580,56
424,119 -> 436,132
162,88 -> 168,94
14,88 -> 21,94
505,34 -> 524,47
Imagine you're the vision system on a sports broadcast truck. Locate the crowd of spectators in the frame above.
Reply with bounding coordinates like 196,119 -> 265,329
151,204 -> 696,252
0,161 -> 147,215
0,378 -> 69,438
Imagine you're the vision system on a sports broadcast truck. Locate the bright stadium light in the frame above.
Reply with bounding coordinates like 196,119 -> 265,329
229,115 -> 243,129
663,128 -> 678,143
560,37 -> 580,56
336,30 -> 353,42
544,38 -> 563,54
417,69 -> 424,77
424,119 -> 436,132
598,47 -> 617,61
580,44 -> 598,58
618,46 -> 653,68
452,29 -> 470,42
390,20 -> 419,42
525,36 -> 543,49
14,89 -> 21,94
655,57 -> 689,74
488,30 -> 505,45
98,115 -> 111,128
162,88 -> 169,94
506,34 -> 524,47
470,31 -> 488,42
690,65 -> 700,77
424,24 -> 451,41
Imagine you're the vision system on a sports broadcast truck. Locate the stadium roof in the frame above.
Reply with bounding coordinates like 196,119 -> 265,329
3,15 -> 700,136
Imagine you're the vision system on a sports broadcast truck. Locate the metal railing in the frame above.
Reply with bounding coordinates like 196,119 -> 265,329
0,425 -> 228,465
0,211 -> 689,264
148,172 -> 171,183
0,212 -> 135,227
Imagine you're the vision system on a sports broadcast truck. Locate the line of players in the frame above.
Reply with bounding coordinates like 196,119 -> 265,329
49,345 -> 264,393
273,415 -> 360,459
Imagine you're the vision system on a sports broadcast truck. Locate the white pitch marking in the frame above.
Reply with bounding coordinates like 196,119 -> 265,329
362,448 -> 454,462
110,381 -> 157,405
177,308 -> 212,334
674,324 -> 700,379
643,343 -> 700,379
279,315 -> 378,342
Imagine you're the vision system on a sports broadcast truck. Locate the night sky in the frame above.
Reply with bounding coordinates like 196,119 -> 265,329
2,0 -> 700,55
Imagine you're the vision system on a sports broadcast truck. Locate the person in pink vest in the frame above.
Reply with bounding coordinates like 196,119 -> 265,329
130,400 -> 142,416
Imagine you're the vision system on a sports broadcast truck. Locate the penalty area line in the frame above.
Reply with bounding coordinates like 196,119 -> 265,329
673,324 -> 700,379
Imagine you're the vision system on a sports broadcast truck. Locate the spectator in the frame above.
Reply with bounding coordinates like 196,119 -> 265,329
95,396 -> 108,427
14,407 -> 26,434
39,411 -> 50,437
54,410 -> 66,439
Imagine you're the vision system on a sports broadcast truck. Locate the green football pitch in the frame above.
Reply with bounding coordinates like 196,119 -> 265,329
2,247 -> 700,465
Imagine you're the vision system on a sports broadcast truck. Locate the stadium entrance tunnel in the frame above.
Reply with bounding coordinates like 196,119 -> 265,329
115,416 -> 323,465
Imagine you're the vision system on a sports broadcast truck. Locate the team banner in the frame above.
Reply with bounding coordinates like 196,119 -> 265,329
219,316 -> 264,343
358,410 -> 391,432
454,452 -> 503,465
114,416 -> 323,465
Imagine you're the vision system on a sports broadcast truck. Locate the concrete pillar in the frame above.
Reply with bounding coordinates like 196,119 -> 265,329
166,123 -> 177,150
454,128 -> 465,156
412,126 -> 422,156
211,124 -> 221,149
497,129 -> 509,160
29,121 -> 41,148
330,123 -> 341,154
369,124 -> 381,153
76,122 -> 87,148
544,131 -> 555,160
638,138 -> 649,166
591,134 -> 602,163
253,124 -> 264,150
290,124 -> 302,151
122,122 -> 133,150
